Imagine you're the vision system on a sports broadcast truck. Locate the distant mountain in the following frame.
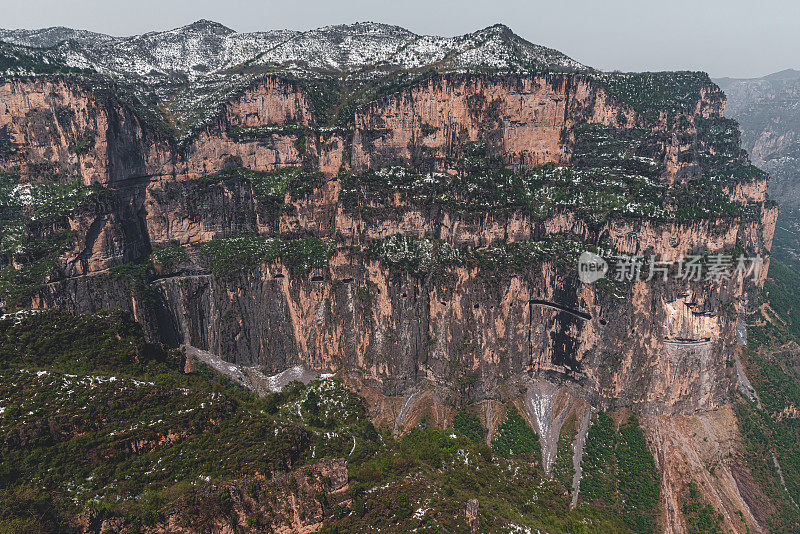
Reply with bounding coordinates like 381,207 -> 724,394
0,25 -> 115,48
714,68 -> 800,208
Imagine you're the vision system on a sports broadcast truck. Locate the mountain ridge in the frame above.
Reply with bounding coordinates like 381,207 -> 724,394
0,20 -> 585,75
0,20 -> 589,138
714,68 -> 800,87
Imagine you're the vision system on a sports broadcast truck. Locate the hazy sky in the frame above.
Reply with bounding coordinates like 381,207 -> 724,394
2,0 -> 798,78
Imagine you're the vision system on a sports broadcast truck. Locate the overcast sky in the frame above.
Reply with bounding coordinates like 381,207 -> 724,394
2,0 -> 798,78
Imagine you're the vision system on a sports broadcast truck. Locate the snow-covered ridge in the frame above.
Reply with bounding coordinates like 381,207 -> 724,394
0,26 -> 116,48
0,20 -> 585,79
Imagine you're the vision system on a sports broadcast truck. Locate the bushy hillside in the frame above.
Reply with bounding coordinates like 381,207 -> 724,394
735,258 -> 800,531
0,310 -> 634,532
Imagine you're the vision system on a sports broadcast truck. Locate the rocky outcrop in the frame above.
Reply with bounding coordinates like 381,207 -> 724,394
0,77 -> 175,185
643,406 -> 768,534
74,458 -> 351,533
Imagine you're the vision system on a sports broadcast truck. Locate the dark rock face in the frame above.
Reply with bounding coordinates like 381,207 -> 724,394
0,67 -> 775,419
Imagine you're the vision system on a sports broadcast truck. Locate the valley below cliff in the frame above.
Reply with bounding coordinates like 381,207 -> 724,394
0,21 -> 797,533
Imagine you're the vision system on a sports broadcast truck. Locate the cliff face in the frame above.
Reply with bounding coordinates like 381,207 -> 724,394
0,77 -> 174,186
714,70 -> 800,278
351,75 -> 635,172
1,71 -> 774,414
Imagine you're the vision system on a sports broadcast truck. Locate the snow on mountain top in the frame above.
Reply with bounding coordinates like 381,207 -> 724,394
0,26 -> 115,48
1,20 -> 584,77
246,21 -> 584,74
175,19 -> 236,36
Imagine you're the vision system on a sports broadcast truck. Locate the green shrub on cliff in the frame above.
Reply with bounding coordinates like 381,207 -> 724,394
491,406 -> 540,460
0,140 -> 18,157
0,178 -> 96,220
0,176 -> 102,308
580,412 -> 618,505
590,71 -> 713,123
192,166 -> 318,206
339,115 -> 752,226
250,166 -> 317,201
341,159 -> 744,225
579,412 -> 660,534
553,414 -> 577,492
0,309 -> 636,533
366,234 -> 439,275
681,483 -> 724,534
0,309 -> 163,373
734,261 -> 800,528
762,259 -> 800,340
199,234 -> 333,276
616,415 -> 660,533
571,123 -> 663,176
452,407 -> 485,444
71,133 -> 96,155
199,234 -> 282,274
226,123 -> 305,140
399,427 -> 459,467
0,310 -> 376,529
151,243 -> 188,272
0,231 -> 73,308
0,219 -> 24,257
103,259 -> 157,304
368,234 -> 600,278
